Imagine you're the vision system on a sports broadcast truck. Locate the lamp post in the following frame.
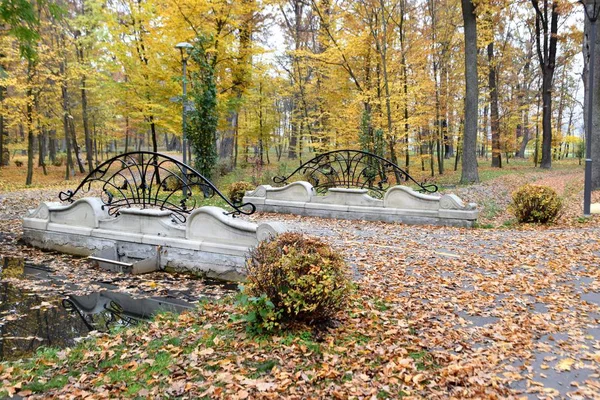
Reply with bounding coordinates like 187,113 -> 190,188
175,42 -> 193,168
581,0 -> 600,216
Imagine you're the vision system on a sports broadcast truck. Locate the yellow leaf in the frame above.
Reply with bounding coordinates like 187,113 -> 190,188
199,348 -> 215,356
556,358 -> 575,371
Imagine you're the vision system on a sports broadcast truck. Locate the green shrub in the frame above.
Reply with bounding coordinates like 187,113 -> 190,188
511,184 -> 562,223
162,172 -> 183,191
239,232 -> 350,333
228,181 -> 254,205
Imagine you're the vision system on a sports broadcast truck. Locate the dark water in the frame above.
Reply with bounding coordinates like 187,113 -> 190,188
0,260 -> 232,361
0,281 -> 92,361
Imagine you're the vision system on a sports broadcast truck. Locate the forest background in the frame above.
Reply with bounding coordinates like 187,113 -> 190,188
0,0 -> 591,190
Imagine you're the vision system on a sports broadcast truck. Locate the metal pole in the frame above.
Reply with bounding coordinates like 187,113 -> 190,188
181,56 -> 188,196
585,15 -> 597,216
182,57 -> 188,167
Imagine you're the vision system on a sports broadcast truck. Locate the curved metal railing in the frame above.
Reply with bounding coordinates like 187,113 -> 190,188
58,151 -> 255,222
273,149 -> 437,199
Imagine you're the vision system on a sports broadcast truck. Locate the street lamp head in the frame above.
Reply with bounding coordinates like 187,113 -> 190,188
175,42 -> 194,61
579,0 -> 600,22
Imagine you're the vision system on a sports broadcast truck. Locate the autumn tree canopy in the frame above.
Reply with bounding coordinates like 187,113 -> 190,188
0,0 -> 585,184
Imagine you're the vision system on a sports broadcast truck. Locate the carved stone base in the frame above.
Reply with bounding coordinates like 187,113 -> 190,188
244,183 -> 478,227
22,198 -> 285,281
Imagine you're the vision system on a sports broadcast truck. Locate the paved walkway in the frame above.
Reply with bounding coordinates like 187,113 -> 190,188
251,213 -> 600,398
3,186 -> 600,397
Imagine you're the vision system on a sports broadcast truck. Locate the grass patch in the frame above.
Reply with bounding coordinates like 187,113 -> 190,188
409,350 -> 438,371
23,375 -> 69,393
373,298 -> 391,312
474,222 -> 495,229
481,198 -> 502,219
338,331 -> 370,346
246,358 -> 279,378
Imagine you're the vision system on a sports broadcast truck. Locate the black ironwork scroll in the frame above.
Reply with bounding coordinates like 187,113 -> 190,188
273,149 -> 437,198
58,151 -> 255,222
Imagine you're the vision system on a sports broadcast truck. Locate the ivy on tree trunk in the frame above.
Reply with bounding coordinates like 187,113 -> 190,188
186,35 -> 218,180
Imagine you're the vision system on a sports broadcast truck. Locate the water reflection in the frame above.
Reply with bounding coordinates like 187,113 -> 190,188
0,283 -> 194,361
0,260 -> 234,361
0,282 -> 90,361
63,291 -> 193,332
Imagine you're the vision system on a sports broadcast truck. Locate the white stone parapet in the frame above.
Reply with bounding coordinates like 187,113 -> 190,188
244,182 -> 478,227
22,199 -> 286,281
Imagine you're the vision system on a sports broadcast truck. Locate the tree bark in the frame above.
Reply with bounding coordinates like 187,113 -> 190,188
0,86 -> 4,167
516,49 -> 532,158
531,0 -> 559,169
460,0 -> 479,183
69,117 -> 85,173
77,46 -> 93,173
488,42 -> 501,168
583,14 -> 600,188
26,87 -> 34,185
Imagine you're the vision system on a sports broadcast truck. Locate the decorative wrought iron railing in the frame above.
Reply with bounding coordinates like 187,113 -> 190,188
273,149 -> 438,198
58,151 -> 255,222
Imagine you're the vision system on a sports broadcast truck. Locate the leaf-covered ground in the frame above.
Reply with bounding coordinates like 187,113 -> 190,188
1,162 -> 600,399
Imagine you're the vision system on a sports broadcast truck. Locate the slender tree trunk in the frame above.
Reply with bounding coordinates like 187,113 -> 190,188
534,90 -> 541,167
540,73 -> 553,168
38,125 -> 47,175
583,14 -> 600,188
26,88 -> 34,185
77,47 -> 93,173
377,0 -> 400,176
518,109 -> 531,158
429,139 -> 435,177
0,87 -> 4,167
531,0 -> 558,169
234,112 -> 239,167
80,74 -> 93,172
149,116 -> 158,153
480,104 -> 488,158
403,59 -> 409,173
93,119 -> 98,167
69,117 -> 85,173
460,0 -> 479,183
48,128 -> 56,163
289,106 -> 298,160
488,42 -> 502,168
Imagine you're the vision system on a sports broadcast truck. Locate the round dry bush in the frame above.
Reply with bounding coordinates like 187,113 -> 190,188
228,181 -> 254,204
245,232 -> 350,324
511,184 -> 562,223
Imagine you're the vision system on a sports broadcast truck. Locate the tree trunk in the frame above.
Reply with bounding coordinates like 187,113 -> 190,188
149,116 -> 158,153
76,45 -> 93,173
38,125 -> 47,174
49,128 -> 56,163
534,90 -> 541,167
540,73 -> 553,168
488,42 -> 501,168
531,0 -> 558,170
480,104 -> 488,158
26,87 -> 34,186
233,112 -> 239,167
0,87 -> 4,167
517,109 -> 531,158
460,0 -> 479,183
583,15 -> 600,188
70,117 -> 85,173
80,73 -> 93,173
125,116 -> 130,152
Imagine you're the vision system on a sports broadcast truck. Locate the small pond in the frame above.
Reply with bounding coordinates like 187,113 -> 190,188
0,260 -> 236,361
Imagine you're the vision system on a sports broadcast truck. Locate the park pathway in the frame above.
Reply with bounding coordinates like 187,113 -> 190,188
2,187 -> 600,398
253,213 -> 600,398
